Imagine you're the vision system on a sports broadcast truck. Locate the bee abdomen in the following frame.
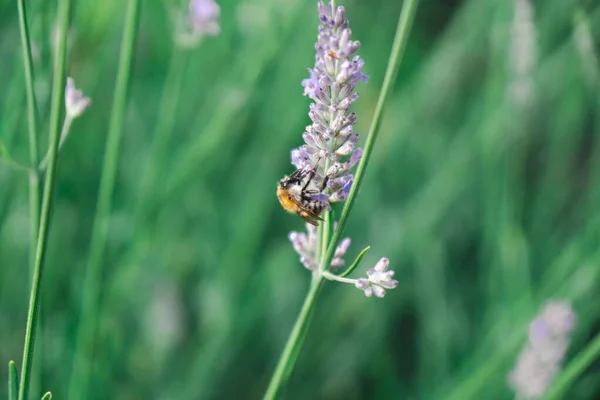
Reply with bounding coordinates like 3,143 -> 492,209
306,199 -> 326,213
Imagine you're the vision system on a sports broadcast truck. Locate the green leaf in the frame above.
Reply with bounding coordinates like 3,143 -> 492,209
8,361 -> 18,400
339,246 -> 371,278
41,392 -> 52,400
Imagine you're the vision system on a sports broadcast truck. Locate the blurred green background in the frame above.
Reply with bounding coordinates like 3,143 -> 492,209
2,0 -> 600,399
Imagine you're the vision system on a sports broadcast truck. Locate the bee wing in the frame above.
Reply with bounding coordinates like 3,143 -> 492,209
300,212 -> 322,226
289,196 -> 324,226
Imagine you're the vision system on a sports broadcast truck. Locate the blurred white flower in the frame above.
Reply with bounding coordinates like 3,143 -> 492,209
145,283 -> 184,356
65,77 -> 91,119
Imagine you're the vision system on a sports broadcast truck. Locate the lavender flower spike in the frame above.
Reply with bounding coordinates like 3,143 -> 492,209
508,301 -> 576,399
175,0 -> 220,47
285,3 -> 397,300
292,1 -> 367,204
189,0 -> 221,37
289,224 -> 351,271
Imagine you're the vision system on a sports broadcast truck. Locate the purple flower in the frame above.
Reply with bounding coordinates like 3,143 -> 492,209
289,224 -> 351,270
508,300 -> 576,399
301,68 -> 320,99
293,1 -> 366,204
189,0 -> 220,37
175,0 -> 220,47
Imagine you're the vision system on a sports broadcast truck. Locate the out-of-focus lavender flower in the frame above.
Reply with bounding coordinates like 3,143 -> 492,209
510,0 -> 536,105
65,77 -> 91,119
189,0 -> 220,36
289,223 -> 351,270
573,11 -> 599,88
508,301 -> 576,399
175,0 -> 221,48
354,258 -> 398,298
291,1 -> 367,204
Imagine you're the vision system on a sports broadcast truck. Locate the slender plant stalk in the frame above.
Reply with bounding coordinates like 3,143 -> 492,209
8,361 -> 18,400
67,1 -> 141,398
17,0 -> 41,277
263,277 -> 324,400
263,1 -> 419,398
17,0 -> 72,398
18,1 -> 43,392
543,333 -> 600,400
38,117 -> 73,171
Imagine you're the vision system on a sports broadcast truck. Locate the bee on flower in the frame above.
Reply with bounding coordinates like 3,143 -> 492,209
280,2 -> 398,300
277,1 -> 366,225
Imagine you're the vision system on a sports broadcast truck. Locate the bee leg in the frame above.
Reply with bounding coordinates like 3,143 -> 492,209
288,167 -> 311,185
320,175 -> 329,191
289,168 -> 304,181
301,170 -> 316,191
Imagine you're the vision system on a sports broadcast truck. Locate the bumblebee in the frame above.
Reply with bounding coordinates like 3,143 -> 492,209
277,168 -> 329,226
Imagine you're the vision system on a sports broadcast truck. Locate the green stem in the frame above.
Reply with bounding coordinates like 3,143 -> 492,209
320,211 -> 331,264
543,333 -> 600,400
319,0 -> 419,272
67,1 -> 141,399
16,7 -> 43,386
38,117 -> 73,171
322,270 -> 355,284
8,361 -> 18,400
17,0 -> 41,278
17,0 -> 72,398
263,277 -> 324,400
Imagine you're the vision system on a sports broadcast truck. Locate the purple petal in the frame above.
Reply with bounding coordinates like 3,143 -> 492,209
309,193 -> 330,203
291,147 -> 310,169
